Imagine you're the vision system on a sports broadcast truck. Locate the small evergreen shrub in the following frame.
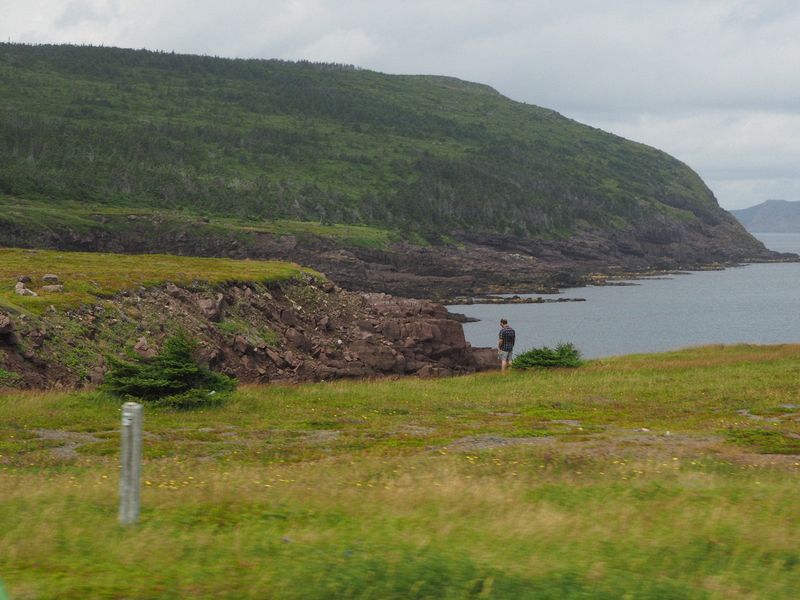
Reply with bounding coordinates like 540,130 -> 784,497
104,331 -> 235,408
511,342 -> 583,369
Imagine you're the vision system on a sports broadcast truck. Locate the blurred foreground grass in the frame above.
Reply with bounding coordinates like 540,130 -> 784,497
1,344 -> 799,599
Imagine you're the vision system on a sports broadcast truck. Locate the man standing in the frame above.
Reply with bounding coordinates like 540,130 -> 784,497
498,318 -> 515,372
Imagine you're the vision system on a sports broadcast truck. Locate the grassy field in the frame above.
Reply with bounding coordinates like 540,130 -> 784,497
0,195 -> 412,252
1,344 -> 799,598
0,247 -> 318,313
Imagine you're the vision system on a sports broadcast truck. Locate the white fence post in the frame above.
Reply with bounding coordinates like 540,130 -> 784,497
119,402 -> 143,525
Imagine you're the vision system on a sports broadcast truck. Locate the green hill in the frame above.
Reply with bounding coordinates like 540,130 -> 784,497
0,43 -> 778,297
0,43 -> 753,237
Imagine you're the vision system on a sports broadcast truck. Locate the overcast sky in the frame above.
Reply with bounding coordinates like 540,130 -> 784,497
4,0 -> 799,210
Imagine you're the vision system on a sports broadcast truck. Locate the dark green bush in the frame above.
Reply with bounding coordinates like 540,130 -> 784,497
511,342 -> 583,369
104,331 -> 235,408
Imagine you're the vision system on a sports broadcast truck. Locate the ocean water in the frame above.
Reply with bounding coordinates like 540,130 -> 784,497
448,233 -> 800,359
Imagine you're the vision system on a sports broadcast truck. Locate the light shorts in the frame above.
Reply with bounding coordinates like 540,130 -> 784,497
498,349 -> 513,362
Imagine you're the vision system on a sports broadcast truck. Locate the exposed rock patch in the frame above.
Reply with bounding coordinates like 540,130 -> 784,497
31,428 -> 106,459
14,281 -> 37,296
0,313 -> 14,335
0,278 -> 498,389
133,337 -> 157,359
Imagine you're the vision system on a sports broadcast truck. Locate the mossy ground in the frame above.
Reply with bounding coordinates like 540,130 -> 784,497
1,344 -> 798,598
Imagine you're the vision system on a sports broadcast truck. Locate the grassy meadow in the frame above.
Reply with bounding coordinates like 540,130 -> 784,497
0,247 -> 318,313
1,344 -> 799,598
0,195 -> 411,253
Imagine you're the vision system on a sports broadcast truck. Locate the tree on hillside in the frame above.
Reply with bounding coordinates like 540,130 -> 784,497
104,331 -> 235,408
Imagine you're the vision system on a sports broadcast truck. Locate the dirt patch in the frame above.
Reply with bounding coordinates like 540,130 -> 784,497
395,424 -> 437,436
302,430 -> 342,444
31,428 -> 107,459
441,434 -> 556,452
736,409 -> 781,423
437,424 -> 800,470
583,397 -> 617,405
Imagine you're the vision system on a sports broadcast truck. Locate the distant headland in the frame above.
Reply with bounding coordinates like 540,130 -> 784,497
731,200 -> 800,233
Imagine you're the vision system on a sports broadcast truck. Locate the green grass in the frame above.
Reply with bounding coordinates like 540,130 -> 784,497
222,215 -> 404,249
1,344 -> 799,598
215,318 -> 280,347
0,246 -> 319,313
0,367 -> 22,387
0,195 -> 406,252
725,429 -> 800,455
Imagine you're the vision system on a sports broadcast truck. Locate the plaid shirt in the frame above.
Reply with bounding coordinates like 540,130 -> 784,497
498,326 -> 515,351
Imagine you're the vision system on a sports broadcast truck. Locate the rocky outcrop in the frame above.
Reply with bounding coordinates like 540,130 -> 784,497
0,279 -> 498,390
1,213 -> 792,301
14,282 -> 37,297
13,274 -> 67,297
0,313 -> 14,339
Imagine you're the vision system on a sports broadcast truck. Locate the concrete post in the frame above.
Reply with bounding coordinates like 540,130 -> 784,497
119,402 -> 143,525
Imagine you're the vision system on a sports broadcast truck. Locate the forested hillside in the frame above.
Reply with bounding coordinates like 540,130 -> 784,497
0,43 -> 781,297
0,43 -> 746,238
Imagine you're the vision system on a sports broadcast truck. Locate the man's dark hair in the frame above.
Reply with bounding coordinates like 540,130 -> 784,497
500,318 -> 508,325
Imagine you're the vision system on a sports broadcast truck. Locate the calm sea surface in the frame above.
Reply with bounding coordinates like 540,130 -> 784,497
448,233 -> 800,359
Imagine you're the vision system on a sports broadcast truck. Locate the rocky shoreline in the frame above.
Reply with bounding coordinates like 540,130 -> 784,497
2,211 -> 798,391
0,277 -> 498,390
2,214 -> 796,301
447,295 -> 587,305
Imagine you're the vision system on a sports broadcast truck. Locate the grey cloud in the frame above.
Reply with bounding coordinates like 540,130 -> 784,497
54,1 -> 121,29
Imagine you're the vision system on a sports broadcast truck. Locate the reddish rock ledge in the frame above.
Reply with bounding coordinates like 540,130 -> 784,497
0,277 -> 498,390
